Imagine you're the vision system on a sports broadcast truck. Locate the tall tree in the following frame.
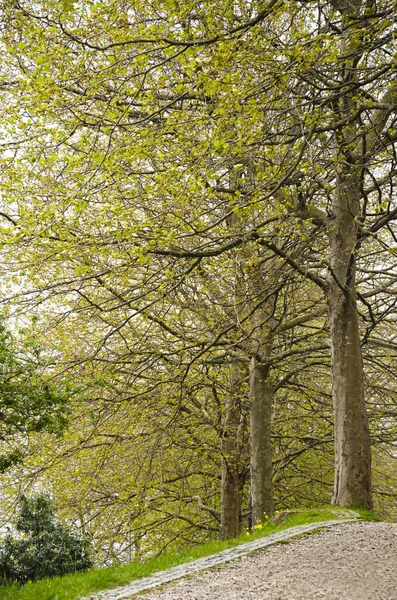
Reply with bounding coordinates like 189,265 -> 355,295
1,0 -> 396,521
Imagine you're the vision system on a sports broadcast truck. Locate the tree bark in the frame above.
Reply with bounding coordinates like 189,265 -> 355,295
220,364 -> 243,539
249,309 -> 275,524
326,5 -> 373,510
327,167 -> 372,510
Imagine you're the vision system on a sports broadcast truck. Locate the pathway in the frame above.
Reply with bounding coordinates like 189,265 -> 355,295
82,518 -> 358,600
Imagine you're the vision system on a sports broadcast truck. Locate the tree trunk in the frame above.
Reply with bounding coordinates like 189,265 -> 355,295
326,5 -> 373,510
220,457 -> 240,539
220,365 -> 243,539
327,168 -> 372,509
250,358 -> 274,523
249,308 -> 274,524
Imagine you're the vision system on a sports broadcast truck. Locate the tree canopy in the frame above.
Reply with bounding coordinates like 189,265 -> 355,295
0,0 -> 396,562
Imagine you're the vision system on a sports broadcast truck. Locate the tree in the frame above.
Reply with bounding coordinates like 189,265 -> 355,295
281,0 -> 397,509
0,0 -> 396,531
0,492 -> 92,584
0,318 -> 69,472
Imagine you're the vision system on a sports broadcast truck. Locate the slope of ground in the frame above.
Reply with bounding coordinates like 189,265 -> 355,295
1,508 -> 355,600
136,522 -> 396,600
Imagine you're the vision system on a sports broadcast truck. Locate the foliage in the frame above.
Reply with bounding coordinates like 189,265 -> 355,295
0,0 -> 396,556
0,320 -> 70,472
0,493 -> 93,586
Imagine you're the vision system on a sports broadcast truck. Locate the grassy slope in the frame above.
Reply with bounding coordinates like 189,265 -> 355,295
1,507 -> 376,600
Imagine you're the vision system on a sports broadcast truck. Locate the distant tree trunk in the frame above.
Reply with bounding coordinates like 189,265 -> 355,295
220,364 -> 243,539
249,309 -> 274,524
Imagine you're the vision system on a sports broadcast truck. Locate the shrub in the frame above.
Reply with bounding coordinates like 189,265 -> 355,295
0,493 -> 93,585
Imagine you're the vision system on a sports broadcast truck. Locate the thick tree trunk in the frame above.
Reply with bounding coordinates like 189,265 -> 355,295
250,357 -> 274,524
220,457 -> 239,539
220,365 -> 243,539
249,308 -> 274,525
220,450 -> 240,539
326,4 -> 372,509
327,169 -> 372,509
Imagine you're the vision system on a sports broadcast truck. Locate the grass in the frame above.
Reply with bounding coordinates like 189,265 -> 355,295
0,506 -> 374,600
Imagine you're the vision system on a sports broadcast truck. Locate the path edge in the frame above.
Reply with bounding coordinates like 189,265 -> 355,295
82,516 -> 359,600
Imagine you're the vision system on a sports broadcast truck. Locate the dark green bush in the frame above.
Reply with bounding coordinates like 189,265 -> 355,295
0,318 -> 70,474
0,493 -> 93,585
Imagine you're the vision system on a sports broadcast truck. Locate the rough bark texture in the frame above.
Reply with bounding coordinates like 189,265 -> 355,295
326,5 -> 373,510
249,359 -> 274,523
249,309 -> 274,524
220,365 -> 243,539
327,170 -> 372,510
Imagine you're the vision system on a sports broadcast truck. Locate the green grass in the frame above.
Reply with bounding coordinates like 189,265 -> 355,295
0,506 -> 374,600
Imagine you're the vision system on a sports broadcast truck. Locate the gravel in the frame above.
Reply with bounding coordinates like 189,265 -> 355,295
135,522 -> 397,600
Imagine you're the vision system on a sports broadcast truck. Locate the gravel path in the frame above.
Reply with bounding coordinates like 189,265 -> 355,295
83,518 -> 364,600
137,521 -> 397,600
